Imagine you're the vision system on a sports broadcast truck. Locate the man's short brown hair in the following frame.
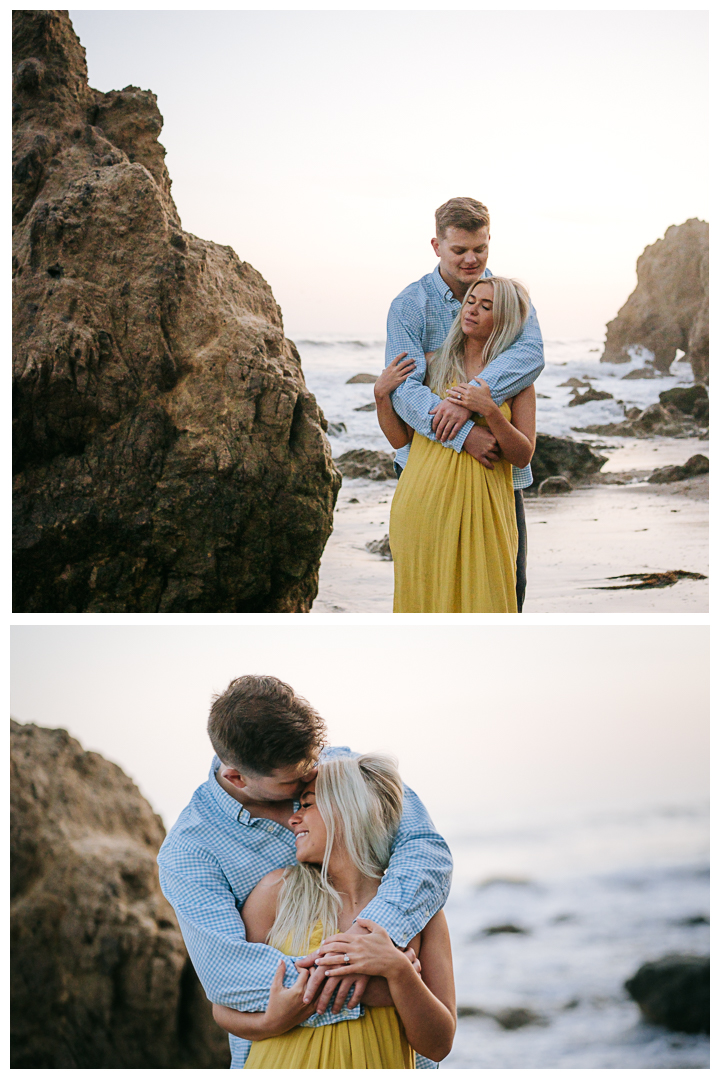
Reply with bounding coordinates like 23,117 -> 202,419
435,197 -> 490,239
208,675 -> 327,775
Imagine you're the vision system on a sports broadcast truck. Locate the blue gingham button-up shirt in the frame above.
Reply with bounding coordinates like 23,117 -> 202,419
386,264 -> 544,488
157,747 -> 452,1069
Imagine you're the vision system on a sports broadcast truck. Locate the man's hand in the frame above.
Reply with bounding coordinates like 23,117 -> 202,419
296,922 -> 372,1014
429,398 -> 471,441
463,425 -> 500,469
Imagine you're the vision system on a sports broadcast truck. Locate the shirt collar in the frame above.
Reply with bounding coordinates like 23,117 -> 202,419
207,754 -> 253,823
431,264 -> 456,303
431,263 -> 493,304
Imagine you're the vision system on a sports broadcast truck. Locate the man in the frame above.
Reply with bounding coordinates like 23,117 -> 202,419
157,674 -> 452,1069
386,197 -> 545,611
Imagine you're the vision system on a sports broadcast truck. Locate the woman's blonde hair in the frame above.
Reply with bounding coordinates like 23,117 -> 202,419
268,753 -> 404,954
427,276 -> 531,396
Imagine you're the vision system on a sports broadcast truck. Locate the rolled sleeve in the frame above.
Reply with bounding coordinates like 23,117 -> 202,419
471,305 -> 545,403
387,300 -> 473,453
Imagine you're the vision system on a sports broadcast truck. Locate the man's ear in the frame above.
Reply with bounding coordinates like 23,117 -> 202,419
222,768 -> 248,790
431,236 -> 440,257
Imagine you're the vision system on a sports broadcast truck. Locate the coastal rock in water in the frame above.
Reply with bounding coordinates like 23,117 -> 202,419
494,1007 -> 548,1030
10,719 -> 230,1068
530,434 -> 608,489
354,402 -> 377,412
12,11 -> 340,613
621,366 -> 658,380
624,954 -> 709,1034
567,388 -> 615,407
538,475 -> 573,495
326,421 -> 347,437
334,448 -> 396,481
559,378 -> 591,389
346,373 -> 378,384
648,454 -> 709,484
455,1005 -> 547,1029
573,396 -> 705,438
601,219 -> 709,382
481,924 -> 529,936
659,385 -> 709,427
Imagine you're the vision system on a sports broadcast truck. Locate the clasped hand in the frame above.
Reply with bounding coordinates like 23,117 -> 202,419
294,919 -> 421,1014
447,378 -> 496,416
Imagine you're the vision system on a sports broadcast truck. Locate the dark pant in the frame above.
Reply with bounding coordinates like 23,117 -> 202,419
514,488 -> 527,613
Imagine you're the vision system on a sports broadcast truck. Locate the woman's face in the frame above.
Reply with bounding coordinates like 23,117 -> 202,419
289,782 -> 328,865
461,281 -> 494,341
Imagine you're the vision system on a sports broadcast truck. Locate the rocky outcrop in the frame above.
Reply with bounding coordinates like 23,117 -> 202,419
538,475 -> 573,495
624,954 -> 709,1034
346,373 -> 378,384
366,534 -> 392,559
10,719 -> 230,1068
529,434 -> 608,489
573,395 -> 707,439
647,454 -> 708,484
12,11 -> 340,612
601,220 -> 709,382
659,385 -> 709,427
334,448 -> 396,481
567,388 -> 614,407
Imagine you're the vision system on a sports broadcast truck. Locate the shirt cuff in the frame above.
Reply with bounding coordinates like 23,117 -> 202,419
448,418 -> 474,453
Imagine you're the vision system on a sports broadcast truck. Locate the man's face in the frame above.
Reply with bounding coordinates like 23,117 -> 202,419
431,225 -> 490,294
239,759 -> 319,804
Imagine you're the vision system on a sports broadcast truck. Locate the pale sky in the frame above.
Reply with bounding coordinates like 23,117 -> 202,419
10,625 -> 709,835
67,8 -> 708,339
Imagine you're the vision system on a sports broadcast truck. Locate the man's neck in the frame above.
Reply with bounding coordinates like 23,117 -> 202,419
215,769 -> 295,827
438,266 -> 467,302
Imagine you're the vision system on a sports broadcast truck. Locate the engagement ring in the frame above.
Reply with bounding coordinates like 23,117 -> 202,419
343,953 -> 350,965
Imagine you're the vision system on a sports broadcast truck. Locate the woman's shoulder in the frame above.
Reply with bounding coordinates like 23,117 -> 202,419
241,868 -> 287,942
254,867 -> 287,891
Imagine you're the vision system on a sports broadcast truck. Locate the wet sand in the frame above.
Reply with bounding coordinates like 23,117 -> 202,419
312,437 -> 709,614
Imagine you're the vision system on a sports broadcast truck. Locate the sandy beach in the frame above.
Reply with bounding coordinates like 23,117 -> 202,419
312,436 -> 709,613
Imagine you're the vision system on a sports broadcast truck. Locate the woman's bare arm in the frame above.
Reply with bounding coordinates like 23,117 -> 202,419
451,381 -> 535,467
315,914 -> 456,1061
212,870 -> 319,1041
375,354 -> 414,449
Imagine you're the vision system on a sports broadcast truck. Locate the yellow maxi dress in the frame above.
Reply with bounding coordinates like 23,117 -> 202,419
389,402 -> 518,613
244,923 -> 415,1069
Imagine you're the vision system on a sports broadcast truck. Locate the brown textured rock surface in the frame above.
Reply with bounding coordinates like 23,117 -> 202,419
600,220 -> 709,382
529,434 -> 608,489
12,11 -> 340,612
334,448 -> 396,480
10,719 -> 230,1068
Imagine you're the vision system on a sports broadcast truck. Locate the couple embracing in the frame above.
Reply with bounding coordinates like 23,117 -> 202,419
375,196 -> 545,613
158,675 -> 456,1069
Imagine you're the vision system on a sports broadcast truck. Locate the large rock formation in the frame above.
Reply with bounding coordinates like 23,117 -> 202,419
529,433 -> 608,489
601,220 -> 709,383
11,719 -> 231,1068
12,11 -> 340,612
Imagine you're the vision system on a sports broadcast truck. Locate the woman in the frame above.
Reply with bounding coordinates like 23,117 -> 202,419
379,276 -> 535,613
212,754 -> 455,1068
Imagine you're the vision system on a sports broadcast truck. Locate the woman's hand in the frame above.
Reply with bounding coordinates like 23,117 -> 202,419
315,919 -> 417,982
448,379 -> 497,417
374,353 -> 416,400
261,960 -> 321,1036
